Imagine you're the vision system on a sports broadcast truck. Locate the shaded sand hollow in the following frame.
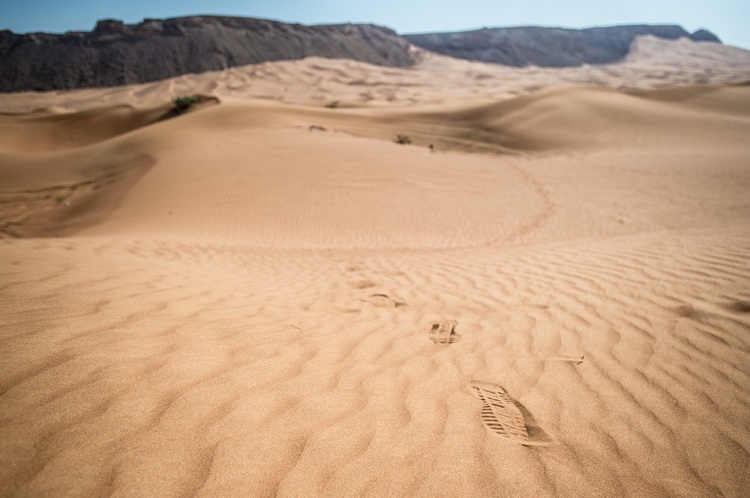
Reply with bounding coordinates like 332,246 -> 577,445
1,38 -> 750,497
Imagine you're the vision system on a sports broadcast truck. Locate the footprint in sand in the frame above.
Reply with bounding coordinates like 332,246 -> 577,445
675,300 -> 750,320
545,355 -> 584,364
429,320 -> 460,345
468,381 -> 548,446
674,303 -> 698,318
366,293 -> 405,308
720,300 -> 750,314
348,279 -> 376,289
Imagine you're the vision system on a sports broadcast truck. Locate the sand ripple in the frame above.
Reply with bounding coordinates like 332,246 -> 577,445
1,58 -> 750,496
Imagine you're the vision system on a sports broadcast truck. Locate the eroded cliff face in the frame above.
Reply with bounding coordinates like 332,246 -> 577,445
0,16 -> 416,92
404,24 -> 721,67
0,17 -> 726,93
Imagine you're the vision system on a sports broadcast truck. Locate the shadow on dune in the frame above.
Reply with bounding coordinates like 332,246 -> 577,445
293,85 -> 748,155
0,95 -> 219,153
514,399 -> 554,446
2,83 -> 747,239
0,153 -> 156,238
0,98 -> 218,238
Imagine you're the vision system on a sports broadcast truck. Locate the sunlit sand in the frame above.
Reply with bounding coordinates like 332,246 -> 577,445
1,36 -> 749,497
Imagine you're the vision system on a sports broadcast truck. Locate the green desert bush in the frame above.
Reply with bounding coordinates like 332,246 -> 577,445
324,100 -> 340,109
173,95 -> 200,111
394,134 -> 412,145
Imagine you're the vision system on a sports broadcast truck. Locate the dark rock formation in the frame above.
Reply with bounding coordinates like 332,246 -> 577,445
689,29 -> 722,42
0,18 -> 725,92
0,16 -> 416,92
404,25 -> 722,67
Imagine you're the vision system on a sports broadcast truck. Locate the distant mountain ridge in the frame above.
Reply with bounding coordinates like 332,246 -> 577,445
0,16 -> 415,92
0,17 -> 724,92
404,25 -> 721,67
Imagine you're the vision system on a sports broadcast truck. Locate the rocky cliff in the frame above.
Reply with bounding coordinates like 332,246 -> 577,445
0,18 -> 725,92
404,25 -> 721,67
0,16 -> 416,92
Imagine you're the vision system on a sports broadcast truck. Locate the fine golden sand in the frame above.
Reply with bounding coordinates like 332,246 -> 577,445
1,38 -> 750,497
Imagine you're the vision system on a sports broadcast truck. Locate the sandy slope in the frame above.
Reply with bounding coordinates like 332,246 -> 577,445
1,38 -> 750,497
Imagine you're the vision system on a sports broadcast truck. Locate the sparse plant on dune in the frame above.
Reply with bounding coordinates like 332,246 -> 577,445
157,95 -> 205,122
394,134 -> 412,145
324,100 -> 340,109
173,95 -> 200,111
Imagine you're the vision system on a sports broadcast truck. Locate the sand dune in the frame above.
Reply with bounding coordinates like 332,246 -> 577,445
1,41 -> 750,497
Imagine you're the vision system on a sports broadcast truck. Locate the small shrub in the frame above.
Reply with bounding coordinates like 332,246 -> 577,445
394,134 -> 412,145
173,95 -> 200,111
324,100 -> 340,109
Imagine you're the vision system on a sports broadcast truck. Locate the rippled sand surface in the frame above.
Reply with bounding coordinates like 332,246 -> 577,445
2,37 -> 750,497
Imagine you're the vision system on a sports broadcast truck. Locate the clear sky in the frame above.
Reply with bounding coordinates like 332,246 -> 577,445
2,0 -> 749,49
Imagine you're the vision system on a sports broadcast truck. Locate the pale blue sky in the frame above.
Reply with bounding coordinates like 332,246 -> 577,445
2,0 -> 749,49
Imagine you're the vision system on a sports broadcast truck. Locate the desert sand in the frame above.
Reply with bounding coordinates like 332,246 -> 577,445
1,37 -> 750,497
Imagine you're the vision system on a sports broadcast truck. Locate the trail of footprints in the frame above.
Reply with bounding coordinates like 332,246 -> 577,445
425,319 -> 551,443
345,263 -> 406,309
343,261 -> 556,445
0,171 -> 124,238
